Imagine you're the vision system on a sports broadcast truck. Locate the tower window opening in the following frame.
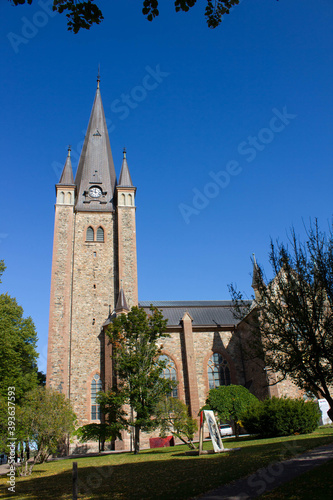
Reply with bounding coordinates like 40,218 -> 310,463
93,252 -> 97,257
91,374 -> 102,420
96,227 -> 104,242
92,318 -> 95,325
93,284 -> 96,289
86,226 -> 94,242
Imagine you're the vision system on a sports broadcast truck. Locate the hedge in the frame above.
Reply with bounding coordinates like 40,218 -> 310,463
241,397 -> 320,437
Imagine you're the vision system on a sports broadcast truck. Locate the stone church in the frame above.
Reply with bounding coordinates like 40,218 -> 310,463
46,80 -> 300,451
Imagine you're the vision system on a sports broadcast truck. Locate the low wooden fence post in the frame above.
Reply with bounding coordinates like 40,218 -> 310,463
73,462 -> 78,500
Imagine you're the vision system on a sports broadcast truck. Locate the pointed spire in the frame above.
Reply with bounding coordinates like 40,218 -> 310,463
115,287 -> 129,313
75,81 -> 117,211
97,64 -> 100,89
251,253 -> 261,290
58,147 -> 74,185
118,148 -> 133,187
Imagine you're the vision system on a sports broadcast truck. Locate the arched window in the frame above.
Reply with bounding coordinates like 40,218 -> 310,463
86,227 -> 94,242
128,193 -> 133,206
91,374 -> 102,420
96,227 -> 104,242
66,192 -> 72,204
59,191 -> 65,204
121,193 -> 126,206
159,355 -> 178,398
208,353 -> 231,389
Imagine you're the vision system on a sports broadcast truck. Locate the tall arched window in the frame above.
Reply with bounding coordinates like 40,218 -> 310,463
208,353 -> 231,389
96,227 -> 104,242
91,374 -> 102,420
86,227 -> 94,242
59,191 -> 65,204
159,355 -> 178,398
66,192 -> 72,204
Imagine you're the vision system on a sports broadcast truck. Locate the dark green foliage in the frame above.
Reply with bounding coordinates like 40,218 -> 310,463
10,0 -> 244,32
241,397 -> 321,437
0,292 -> 39,402
37,371 -> 46,386
75,423 -> 116,452
76,388 -> 127,451
155,397 -> 198,449
107,306 -> 175,453
0,260 -> 5,282
203,384 -> 258,437
9,0 -> 103,33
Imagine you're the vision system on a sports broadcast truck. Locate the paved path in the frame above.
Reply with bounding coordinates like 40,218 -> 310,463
196,443 -> 333,500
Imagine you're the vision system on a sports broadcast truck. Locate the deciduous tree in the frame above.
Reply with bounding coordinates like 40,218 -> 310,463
18,387 -> 76,467
76,388 -> 127,451
0,264 -> 39,402
107,306 -> 175,454
203,384 -> 258,437
229,220 -> 333,421
156,397 -> 198,449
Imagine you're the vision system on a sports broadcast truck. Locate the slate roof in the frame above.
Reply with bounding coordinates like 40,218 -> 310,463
118,149 -> 133,187
116,288 -> 129,311
58,148 -> 74,185
139,301 -> 251,327
75,82 -> 117,211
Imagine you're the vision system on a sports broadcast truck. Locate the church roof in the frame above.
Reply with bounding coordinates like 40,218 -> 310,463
118,149 -> 133,187
251,253 -> 262,289
58,148 -> 74,185
75,80 -> 117,211
115,287 -> 129,312
139,301 -> 251,327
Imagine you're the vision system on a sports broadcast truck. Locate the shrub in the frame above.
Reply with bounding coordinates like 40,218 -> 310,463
202,385 -> 259,437
241,397 -> 320,437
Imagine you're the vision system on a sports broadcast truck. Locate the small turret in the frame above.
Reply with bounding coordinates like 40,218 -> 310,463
115,287 -> 129,315
56,147 -> 75,205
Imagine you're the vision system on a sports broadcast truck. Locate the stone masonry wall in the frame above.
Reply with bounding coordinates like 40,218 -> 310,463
117,206 -> 138,308
70,211 -> 117,427
47,204 -> 74,397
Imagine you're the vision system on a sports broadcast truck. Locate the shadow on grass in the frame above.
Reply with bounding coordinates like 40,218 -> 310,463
2,431 -> 333,500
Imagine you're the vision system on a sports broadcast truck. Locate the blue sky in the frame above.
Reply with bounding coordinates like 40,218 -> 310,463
1,0 -> 332,373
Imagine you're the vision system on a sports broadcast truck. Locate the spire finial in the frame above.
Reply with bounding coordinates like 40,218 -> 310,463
123,147 -> 126,159
97,64 -> 101,89
67,145 -> 71,157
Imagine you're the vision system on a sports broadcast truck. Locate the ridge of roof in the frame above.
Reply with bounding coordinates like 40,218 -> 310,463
139,300 -> 251,307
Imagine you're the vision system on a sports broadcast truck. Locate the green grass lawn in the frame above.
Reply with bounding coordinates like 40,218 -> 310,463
258,458 -> 333,500
1,427 -> 333,500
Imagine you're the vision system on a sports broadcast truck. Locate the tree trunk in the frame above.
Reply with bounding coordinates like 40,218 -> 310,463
134,425 -> 140,454
328,407 -> 333,421
323,395 -> 333,422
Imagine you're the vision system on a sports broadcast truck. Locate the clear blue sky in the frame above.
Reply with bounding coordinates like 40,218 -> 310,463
1,0 -> 332,373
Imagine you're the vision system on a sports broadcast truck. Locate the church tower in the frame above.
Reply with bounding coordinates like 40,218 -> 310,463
46,78 -> 138,431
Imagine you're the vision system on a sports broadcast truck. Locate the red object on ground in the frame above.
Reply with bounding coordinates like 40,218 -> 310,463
149,436 -> 175,448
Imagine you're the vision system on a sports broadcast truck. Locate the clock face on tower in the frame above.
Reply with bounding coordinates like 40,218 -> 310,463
89,186 -> 102,198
